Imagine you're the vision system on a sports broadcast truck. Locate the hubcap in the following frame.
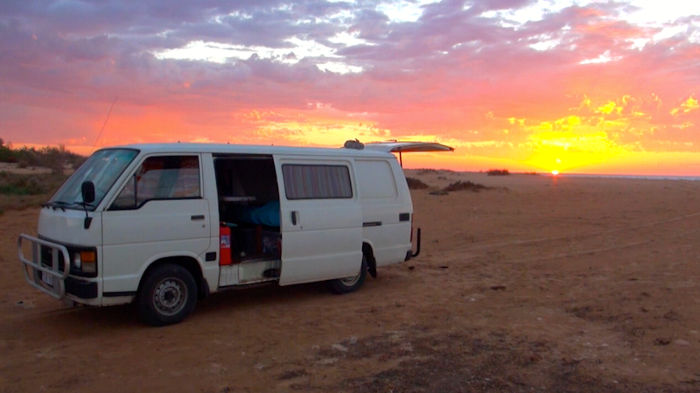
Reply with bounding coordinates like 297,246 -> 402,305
153,277 -> 187,316
340,271 -> 361,287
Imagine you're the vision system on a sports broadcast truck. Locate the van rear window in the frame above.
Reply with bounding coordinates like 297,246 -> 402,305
356,160 -> 397,199
282,164 -> 352,200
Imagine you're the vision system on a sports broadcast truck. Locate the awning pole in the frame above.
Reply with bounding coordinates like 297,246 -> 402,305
399,151 -> 403,167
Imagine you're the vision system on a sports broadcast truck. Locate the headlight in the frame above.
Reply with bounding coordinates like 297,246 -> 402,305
72,253 -> 82,269
71,249 -> 97,276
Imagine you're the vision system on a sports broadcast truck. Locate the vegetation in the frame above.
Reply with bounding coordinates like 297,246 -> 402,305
0,172 -> 66,195
0,139 -> 14,163
0,139 -> 82,214
416,168 -> 454,175
406,177 -> 429,190
486,169 -> 510,176
0,172 -> 69,214
442,181 -> 489,192
0,138 -> 85,174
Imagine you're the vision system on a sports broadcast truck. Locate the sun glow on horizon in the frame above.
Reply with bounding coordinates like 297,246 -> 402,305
18,90 -> 700,177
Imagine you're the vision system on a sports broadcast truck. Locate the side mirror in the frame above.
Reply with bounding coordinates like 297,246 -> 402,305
81,181 -> 95,204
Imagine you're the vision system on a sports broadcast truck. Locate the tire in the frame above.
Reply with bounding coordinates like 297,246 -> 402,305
137,264 -> 198,326
328,255 -> 367,294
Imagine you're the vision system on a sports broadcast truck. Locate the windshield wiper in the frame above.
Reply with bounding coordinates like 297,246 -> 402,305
43,201 -> 69,207
43,201 -> 80,210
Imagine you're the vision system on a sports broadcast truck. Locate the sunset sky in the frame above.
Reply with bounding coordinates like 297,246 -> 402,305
1,0 -> 699,175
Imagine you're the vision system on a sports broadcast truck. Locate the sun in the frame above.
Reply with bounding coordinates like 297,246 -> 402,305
551,170 -> 560,176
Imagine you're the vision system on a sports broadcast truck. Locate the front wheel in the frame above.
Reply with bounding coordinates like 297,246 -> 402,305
328,255 -> 367,294
137,264 -> 198,326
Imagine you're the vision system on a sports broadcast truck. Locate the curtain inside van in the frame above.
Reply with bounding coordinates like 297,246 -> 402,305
282,164 -> 352,200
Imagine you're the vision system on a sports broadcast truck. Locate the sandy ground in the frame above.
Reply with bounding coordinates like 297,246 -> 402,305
1,171 -> 699,393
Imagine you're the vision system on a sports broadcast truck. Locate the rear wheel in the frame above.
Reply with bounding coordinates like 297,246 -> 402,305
328,255 -> 367,294
137,264 -> 197,326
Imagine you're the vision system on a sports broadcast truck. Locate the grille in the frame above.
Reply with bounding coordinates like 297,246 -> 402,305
40,245 -> 66,273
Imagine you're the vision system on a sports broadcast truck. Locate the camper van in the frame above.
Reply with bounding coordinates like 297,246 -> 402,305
18,141 -> 452,325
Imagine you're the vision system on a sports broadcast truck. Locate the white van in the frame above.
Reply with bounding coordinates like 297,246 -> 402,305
18,141 -> 452,325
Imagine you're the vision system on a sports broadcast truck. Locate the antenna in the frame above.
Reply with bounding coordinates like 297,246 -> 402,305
94,97 -> 118,147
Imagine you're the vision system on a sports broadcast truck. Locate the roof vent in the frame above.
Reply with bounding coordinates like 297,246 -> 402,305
343,139 -> 365,150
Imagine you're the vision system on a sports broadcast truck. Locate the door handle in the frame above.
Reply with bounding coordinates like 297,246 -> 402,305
290,211 -> 298,225
191,215 -> 205,221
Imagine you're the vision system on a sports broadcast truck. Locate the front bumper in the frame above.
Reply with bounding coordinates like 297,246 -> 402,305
18,234 -> 97,300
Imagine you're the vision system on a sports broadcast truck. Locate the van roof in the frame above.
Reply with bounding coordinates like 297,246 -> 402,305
111,143 -> 394,158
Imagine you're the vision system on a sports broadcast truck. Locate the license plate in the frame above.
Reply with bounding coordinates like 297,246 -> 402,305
41,272 -> 55,288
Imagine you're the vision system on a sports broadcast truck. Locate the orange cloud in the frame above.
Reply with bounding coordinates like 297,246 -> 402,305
671,97 -> 699,116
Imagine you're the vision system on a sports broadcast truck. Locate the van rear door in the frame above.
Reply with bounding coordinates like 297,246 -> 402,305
274,157 -> 362,285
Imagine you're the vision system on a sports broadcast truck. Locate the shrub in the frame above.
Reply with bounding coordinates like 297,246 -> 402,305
3,144 -> 85,170
442,181 -> 489,192
0,172 -> 67,195
486,169 -> 509,176
0,140 -> 17,163
406,177 -> 429,189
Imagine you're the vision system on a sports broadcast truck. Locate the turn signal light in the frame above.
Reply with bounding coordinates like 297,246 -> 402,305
80,251 -> 97,273
80,251 -> 96,263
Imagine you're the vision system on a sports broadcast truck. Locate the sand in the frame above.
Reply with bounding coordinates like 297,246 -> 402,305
1,171 -> 699,392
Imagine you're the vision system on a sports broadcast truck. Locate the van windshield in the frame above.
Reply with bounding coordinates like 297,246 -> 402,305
48,148 -> 138,211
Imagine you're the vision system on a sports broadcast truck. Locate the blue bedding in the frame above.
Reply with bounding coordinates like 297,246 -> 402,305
239,201 -> 280,227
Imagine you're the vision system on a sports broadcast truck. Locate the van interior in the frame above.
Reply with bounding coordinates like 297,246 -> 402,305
214,155 -> 281,286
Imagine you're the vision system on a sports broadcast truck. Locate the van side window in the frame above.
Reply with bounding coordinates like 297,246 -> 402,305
282,164 -> 352,200
110,155 -> 200,210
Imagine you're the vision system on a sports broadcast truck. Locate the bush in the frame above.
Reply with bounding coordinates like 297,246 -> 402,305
442,181 -> 489,192
0,139 -> 17,163
406,177 -> 429,189
486,169 -> 509,176
2,144 -> 85,170
0,172 -> 67,195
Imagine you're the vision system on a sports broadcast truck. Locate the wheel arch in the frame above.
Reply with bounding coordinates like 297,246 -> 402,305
362,241 -> 377,278
138,255 -> 209,299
